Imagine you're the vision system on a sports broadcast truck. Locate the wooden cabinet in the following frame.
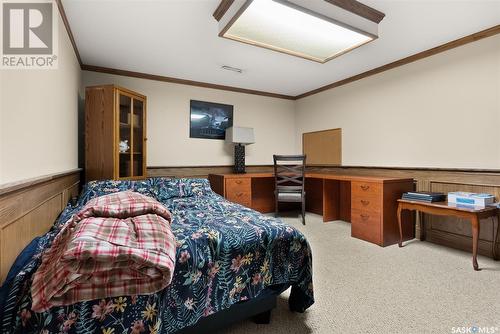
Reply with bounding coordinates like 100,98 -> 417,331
350,180 -> 414,246
85,85 -> 147,181
209,173 -> 275,213
351,181 -> 382,244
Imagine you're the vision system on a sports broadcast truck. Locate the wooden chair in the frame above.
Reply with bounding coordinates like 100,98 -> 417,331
273,155 -> 307,225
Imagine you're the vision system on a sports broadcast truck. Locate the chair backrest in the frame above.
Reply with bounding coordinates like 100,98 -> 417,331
273,155 -> 306,194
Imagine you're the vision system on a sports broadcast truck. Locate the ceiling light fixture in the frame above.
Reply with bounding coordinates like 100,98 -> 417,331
214,0 -> 384,63
221,65 -> 243,73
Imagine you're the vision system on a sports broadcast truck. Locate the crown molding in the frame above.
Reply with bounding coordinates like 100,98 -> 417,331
296,24 -> 500,99
56,0 -> 500,102
83,25 -> 500,101
55,0 -> 82,66
81,64 -> 296,100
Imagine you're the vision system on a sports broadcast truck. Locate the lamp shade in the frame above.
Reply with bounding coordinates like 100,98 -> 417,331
225,126 -> 255,145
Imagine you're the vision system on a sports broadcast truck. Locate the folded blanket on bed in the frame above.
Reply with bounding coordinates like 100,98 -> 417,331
31,191 -> 176,312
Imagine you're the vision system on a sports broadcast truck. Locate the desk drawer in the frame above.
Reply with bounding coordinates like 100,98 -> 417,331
351,208 -> 381,245
351,195 -> 381,214
351,181 -> 382,214
225,178 -> 251,207
351,181 -> 382,197
226,178 -> 251,192
227,191 -> 251,207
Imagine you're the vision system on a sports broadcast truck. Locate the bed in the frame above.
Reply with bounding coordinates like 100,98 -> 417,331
0,177 -> 314,333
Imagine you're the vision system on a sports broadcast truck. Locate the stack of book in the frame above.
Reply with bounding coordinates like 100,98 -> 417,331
402,191 -> 446,202
448,192 -> 495,206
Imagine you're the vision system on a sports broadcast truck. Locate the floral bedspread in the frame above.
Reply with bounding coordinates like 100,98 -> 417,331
0,178 -> 314,334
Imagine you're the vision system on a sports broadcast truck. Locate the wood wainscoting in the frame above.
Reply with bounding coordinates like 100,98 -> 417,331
0,169 -> 81,283
147,165 -> 274,179
309,166 -> 500,258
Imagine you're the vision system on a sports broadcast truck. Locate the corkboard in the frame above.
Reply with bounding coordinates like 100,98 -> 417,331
302,128 -> 342,166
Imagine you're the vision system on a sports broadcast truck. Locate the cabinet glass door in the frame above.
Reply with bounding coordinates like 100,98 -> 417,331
118,94 -> 132,178
132,98 -> 145,177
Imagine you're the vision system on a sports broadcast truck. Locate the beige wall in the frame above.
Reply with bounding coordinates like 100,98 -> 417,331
83,71 -> 297,167
0,13 -> 81,185
3,19 -> 498,183
296,34 -> 500,169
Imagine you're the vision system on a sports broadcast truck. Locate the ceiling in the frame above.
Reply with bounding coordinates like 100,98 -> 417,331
62,0 -> 500,97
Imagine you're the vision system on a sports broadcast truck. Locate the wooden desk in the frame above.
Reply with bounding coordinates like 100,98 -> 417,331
209,172 -> 414,247
397,199 -> 499,271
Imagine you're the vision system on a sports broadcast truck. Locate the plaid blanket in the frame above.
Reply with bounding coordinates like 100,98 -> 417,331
31,191 -> 176,312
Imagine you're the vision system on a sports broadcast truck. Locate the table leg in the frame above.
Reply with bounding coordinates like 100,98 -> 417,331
493,216 -> 499,261
419,211 -> 426,241
397,205 -> 403,247
471,215 -> 480,271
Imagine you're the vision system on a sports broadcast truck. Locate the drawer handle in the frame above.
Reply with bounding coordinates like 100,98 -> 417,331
360,214 -> 370,221
235,180 -> 242,184
360,185 -> 370,191
236,192 -> 243,197
360,200 -> 370,206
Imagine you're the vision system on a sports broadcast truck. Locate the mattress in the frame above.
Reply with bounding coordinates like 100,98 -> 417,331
0,177 -> 314,333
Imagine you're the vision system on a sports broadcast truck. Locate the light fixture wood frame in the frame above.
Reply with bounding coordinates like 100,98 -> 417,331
215,0 -> 382,63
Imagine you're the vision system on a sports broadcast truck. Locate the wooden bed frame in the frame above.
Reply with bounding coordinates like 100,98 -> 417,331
0,169 -> 81,283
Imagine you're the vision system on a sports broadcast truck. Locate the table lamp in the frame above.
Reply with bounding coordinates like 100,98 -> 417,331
225,126 -> 255,173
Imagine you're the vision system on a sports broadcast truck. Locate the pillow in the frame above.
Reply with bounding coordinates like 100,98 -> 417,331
77,179 -> 155,207
150,177 -> 213,201
149,178 -> 184,201
77,178 -> 214,206
179,178 -> 213,197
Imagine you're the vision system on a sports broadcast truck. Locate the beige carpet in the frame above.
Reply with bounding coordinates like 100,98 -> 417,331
219,213 -> 500,334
